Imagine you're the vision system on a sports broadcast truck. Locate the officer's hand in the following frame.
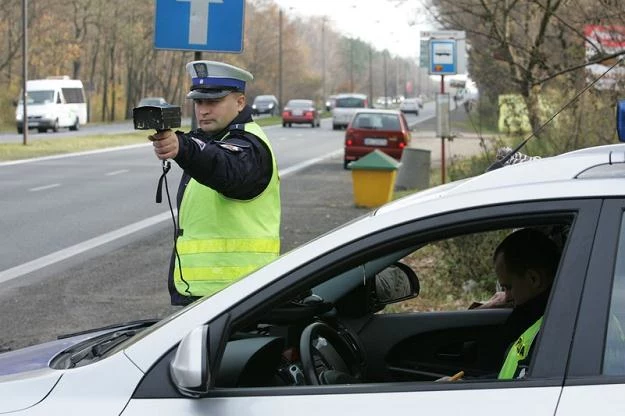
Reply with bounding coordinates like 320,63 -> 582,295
150,129 -> 179,160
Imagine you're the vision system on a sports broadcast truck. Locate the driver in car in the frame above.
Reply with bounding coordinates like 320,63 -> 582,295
441,228 -> 561,381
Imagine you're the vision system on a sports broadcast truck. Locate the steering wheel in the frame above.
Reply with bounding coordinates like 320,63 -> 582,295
299,321 -> 363,385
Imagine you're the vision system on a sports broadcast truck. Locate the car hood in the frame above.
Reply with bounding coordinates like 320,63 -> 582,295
0,319 -> 158,377
0,335 -> 95,414
0,320 -> 157,413
0,333 -> 99,377
0,368 -> 61,414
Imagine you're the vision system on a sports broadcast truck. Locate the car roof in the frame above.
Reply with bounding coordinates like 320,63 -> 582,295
353,109 -> 401,115
335,93 -> 367,99
376,143 -> 625,218
254,95 -> 277,100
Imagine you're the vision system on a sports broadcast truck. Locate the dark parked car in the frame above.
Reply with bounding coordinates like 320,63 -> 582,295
252,94 -> 279,116
343,109 -> 411,169
137,96 -> 168,107
281,99 -> 321,128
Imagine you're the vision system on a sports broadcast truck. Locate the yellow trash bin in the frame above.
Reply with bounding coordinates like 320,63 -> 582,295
349,150 -> 401,208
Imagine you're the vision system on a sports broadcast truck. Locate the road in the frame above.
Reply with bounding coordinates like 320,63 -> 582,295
0,104 -> 442,275
0,102 -> 483,351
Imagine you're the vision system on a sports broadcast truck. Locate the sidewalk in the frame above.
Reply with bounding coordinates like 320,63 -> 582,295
280,130 -> 492,252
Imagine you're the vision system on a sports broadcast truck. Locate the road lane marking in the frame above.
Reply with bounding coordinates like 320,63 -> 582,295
106,169 -> 129,176
0,212 -> 175,285
0,149 -> 342,284
29,183 -> 60,192
0,143 -> 150,167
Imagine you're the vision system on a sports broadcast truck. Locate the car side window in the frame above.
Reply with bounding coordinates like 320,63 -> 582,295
383,229 -> 511,313
602,214 -> 625,375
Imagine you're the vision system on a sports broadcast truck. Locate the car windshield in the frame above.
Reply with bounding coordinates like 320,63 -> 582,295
287,100 -> 312,108
336,97 -> 366,108
19,90 -> 54,105
138,98 -> 165,106
353,113 -> 400,130
255,96 -> 275,103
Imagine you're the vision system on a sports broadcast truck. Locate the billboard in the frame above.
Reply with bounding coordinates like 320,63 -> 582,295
584,25 -> 625,89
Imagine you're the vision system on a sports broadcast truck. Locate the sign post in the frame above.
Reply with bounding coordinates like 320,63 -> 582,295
154,0 -> 245,53
154,0 -> 246,128
422,30 -> 465,184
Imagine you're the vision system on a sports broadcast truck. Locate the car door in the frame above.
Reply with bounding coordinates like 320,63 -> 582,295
555,198 -> 625,415
357,200 -> 599,385
123,199 -> 601,416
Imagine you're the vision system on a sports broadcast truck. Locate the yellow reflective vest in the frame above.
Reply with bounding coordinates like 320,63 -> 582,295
498,316 -> 543,379
173,122 -> 280,297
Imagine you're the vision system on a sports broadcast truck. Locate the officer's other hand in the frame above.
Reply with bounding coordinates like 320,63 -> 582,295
150,129 -> 179,160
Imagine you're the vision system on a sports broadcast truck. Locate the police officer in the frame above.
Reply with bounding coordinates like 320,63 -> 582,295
150,60 -> 281,306
492,228 -> 560,379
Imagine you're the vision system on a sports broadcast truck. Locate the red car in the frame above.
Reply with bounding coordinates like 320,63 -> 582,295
343,109 -> 412,169
282,99 -> 321,128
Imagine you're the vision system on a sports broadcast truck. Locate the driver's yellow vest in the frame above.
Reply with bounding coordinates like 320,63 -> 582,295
498,316 -> 543,379
174,122 -> 280,297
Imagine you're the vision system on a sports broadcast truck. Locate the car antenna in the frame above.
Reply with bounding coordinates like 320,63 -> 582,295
485,55 -> 625,172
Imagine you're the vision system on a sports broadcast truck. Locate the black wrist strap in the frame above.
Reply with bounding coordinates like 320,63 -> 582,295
156,160 -> 171,203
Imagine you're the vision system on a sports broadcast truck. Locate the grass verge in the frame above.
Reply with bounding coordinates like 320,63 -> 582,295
0,132 -> 151,161
0,115 -> 296,162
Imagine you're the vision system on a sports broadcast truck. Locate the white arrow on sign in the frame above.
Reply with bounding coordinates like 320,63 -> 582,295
177,0 -> 223,45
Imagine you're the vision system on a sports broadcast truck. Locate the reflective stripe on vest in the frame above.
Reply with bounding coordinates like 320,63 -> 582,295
174,121 -> 280,297
498,316 -> 543,380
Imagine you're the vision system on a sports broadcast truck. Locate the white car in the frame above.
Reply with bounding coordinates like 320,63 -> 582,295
331,93 -> 368,130
3,142 -> 625,415
399,97 -> 421,115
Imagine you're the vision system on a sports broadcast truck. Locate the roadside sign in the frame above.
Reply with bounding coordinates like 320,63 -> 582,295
419,39 -> 429,68
436,93 -> 451,137
420,30 -> 465,40
154,0 -> 245,53
421,30 -> 467,74
430,39 -> 457,75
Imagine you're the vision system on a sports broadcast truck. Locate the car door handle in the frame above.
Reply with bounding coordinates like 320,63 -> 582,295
435,341 -> 478,361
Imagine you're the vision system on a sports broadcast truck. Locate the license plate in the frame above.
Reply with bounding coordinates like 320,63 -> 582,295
364,138 -> 388,146
293,110 -> 303,116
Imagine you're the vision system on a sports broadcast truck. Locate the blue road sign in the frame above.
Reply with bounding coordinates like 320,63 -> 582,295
154,0 -> 245,53
429,39 -> 457,75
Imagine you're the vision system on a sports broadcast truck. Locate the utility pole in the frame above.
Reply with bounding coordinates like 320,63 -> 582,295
383,51 -> 388,108
190,51 -> 202,131
278,9 -> 283,109
349,38 -> 354,92
321,17 -> 326,102
21,0 -> 28,145
368,46 -> 373,106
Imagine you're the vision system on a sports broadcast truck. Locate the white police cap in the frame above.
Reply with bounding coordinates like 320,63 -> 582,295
185,60 -> 253,100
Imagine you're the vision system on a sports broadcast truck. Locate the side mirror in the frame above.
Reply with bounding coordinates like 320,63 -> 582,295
170,325 -> 211,398
617,100 -> 625,142
12,99 -> 18,107
373,262 -> 420,306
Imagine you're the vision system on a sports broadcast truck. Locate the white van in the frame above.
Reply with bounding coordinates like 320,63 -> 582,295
331,93 -> 368,130
15,76 -> 87,133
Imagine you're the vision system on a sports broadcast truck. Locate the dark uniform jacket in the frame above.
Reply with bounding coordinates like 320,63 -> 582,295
168,105 -> 274,305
